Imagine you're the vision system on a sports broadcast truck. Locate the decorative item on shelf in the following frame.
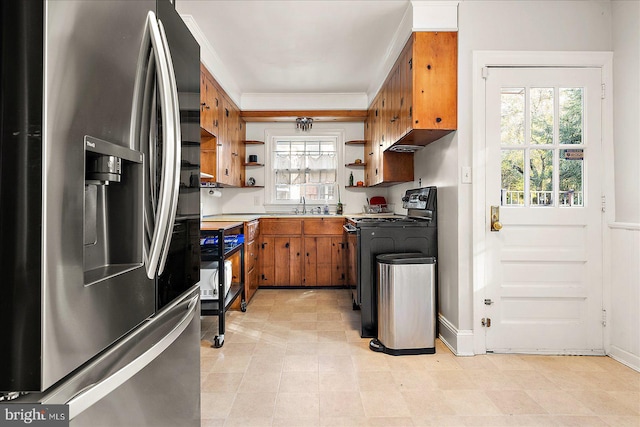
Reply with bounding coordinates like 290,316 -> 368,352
349,171 -> 354,187
336,185 -> 343,215
247,177 -> 256,186
354,158 -> 362,164
356,181 -> 364,187
295,117 -> 313,132
248,154 -> 258,163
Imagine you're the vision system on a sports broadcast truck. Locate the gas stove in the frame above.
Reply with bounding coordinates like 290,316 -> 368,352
348,216 -> 431,227
347,186 -> 436,228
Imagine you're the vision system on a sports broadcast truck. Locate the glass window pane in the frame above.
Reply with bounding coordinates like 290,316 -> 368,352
501,149 -> 525,206
501,88 -> 525,145
559,88 -> 583,145
272,137 -> 338,203
530,87 -> 554,145
530,149 -> 554,206
559,149 -> 584,206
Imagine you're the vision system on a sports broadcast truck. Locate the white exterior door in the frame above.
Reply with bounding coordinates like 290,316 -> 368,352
484,67 -> 604,354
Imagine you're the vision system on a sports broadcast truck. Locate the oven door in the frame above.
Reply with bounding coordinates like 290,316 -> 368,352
343,222 -> 359,307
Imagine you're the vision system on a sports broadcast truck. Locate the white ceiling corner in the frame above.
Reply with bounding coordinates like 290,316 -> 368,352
177,1 -> 458,110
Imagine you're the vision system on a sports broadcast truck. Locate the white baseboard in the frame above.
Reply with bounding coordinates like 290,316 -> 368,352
438,314 -> 475,356
609,345 -> 640,373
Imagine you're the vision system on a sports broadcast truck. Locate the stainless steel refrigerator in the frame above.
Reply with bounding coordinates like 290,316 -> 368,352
0,0 -> 201,425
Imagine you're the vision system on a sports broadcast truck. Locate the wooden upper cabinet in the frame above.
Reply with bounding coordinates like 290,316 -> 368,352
405,31 -> 458,144
199,63 -> 244,187
200,64 -> 219,136
364,31 -> 456,186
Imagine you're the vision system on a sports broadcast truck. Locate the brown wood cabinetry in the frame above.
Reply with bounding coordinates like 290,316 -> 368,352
365,97 -> 414,187
199,63 -> 245,187
364,31 -> 457,186
244,220 -> 260,303
259,219 -> 303,287
386,31 -> 457,148
259,218 -> 346,287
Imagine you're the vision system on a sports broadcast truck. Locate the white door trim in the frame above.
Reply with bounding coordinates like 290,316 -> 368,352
471,51 -> 615,355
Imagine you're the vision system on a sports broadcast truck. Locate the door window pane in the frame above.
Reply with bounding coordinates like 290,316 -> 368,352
559,149 -> 584,206
530,87 -> 554,145
501,149 -> 525,206
530,149 -> 554,206
501,88 -> 525,145
559,88 -> 583,145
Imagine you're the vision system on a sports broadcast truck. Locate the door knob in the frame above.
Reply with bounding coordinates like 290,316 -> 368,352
490,206 -> 502,231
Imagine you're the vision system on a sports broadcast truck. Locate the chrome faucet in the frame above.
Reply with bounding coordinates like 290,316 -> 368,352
301,196 -> 306,214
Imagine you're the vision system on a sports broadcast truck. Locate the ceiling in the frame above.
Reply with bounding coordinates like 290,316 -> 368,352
176,0 -> 411,98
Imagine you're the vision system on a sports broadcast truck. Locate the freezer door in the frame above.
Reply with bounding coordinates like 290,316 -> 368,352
22,288 -> 201,427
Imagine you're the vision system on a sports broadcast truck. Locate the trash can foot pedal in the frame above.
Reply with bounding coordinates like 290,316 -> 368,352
369,339 -> 384,352
369,338 -> 435,356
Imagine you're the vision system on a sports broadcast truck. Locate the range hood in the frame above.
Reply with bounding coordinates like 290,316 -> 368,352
386,128 -> 456,153
387,144 -> 423,153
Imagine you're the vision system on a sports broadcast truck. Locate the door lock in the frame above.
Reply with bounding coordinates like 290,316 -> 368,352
490,206 -> 502,231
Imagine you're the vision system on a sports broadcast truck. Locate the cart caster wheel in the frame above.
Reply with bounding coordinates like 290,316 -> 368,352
241,301 -> 247,312
213,336 -> 224,348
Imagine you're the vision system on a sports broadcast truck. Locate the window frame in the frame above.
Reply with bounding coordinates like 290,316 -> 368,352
264,129 -> 345,209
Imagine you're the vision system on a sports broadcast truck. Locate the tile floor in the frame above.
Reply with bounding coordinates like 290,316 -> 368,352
200,289 -> 640,427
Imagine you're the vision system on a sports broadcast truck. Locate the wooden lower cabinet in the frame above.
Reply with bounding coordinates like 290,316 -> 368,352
229,219 -> 259,310
274,236 -> 303,285
331,236 -> 347,286
259,236 -> 275,286
304,236 -> 332,286
259,218 -> 346,287
244,220 -> 260,303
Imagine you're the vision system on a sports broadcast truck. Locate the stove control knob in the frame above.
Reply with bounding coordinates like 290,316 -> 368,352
418,195 -> 428,201
401,196 -> 409,202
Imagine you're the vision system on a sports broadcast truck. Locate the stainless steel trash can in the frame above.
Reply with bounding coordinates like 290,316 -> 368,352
369,253 -> 436,355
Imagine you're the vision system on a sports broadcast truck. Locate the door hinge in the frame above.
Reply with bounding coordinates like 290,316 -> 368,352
601,195 -> 606,213
602,309 -> 607,327
481,318 -> 492,327
481,67 -> 489,79
601,83 -> 606,99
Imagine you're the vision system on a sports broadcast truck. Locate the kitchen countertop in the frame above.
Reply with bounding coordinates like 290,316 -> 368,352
201,213 -> 400,224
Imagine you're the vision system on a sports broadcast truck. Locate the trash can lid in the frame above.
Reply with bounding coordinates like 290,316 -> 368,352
376,253 -> 436,265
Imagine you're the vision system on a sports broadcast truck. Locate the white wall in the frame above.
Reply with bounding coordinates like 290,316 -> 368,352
608,0 -> 640,371
612,1 -> 640,224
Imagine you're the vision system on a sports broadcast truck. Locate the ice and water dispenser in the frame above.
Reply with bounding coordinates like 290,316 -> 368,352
83,136 -> 144,285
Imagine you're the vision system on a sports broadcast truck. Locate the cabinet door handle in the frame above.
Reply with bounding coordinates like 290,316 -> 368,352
285,242 -> 290,248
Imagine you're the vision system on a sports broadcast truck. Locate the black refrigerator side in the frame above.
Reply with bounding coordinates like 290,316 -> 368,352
156,0 -> 201,311
0,0 -> 44,393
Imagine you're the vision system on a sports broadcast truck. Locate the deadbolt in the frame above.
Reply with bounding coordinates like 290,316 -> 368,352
490,206 -> 502,232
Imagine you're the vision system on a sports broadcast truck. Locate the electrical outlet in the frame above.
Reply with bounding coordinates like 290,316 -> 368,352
461,166 -> 472,184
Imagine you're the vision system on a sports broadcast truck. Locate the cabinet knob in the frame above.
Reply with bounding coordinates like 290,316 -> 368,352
285,242 -> 290,248
436,117 -> 442,123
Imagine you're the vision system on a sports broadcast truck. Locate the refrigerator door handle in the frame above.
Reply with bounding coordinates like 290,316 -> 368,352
135,11 -> 177,279
65,293 -> 198,420
156,18 -> 182,275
